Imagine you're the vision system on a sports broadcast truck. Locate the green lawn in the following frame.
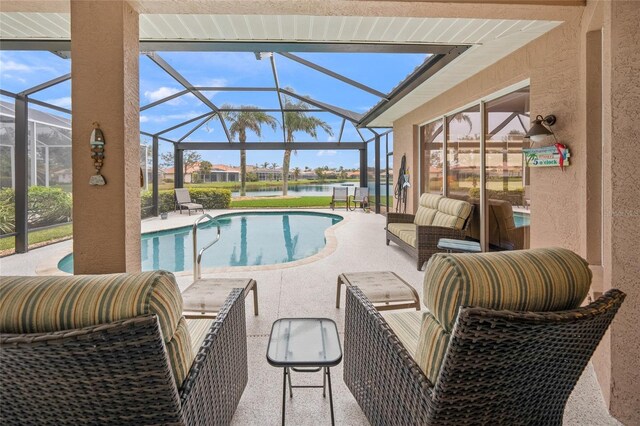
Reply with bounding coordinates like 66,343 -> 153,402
0,223 -> 73,254
230,196 -> 332,208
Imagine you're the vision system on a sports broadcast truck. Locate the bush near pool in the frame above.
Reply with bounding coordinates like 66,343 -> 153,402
141,187 -> 231,217
0,187 -> 72,234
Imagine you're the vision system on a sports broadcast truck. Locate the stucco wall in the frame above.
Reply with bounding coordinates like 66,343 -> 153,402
392,0 -> 639,421
70,1 -> 141,274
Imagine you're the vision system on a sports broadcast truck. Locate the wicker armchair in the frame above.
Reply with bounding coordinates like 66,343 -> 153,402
344,248 -> 625,425
387,193 -> 474,270
0,272 -> 248,425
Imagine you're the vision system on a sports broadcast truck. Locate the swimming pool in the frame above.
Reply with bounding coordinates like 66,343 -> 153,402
58,211 -> 342,273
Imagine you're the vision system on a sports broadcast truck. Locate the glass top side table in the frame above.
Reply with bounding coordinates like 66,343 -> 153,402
267,318 -> 342,425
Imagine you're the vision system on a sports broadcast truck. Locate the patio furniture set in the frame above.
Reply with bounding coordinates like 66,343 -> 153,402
0,193 -> 626,424
330,186 -> 370,211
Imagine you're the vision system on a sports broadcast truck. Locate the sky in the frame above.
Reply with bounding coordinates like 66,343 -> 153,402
0,50 -> 425,169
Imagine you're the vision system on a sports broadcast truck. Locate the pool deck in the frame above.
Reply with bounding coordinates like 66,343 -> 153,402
0,209 -> 619,426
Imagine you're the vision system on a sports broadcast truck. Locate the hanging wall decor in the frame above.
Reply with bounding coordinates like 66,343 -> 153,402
89,122 -> 106,186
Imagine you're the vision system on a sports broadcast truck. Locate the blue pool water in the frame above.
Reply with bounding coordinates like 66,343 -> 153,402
58,211 -> 342,273
513,211 -> 531,228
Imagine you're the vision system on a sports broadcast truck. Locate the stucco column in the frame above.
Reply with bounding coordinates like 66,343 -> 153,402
71,1 -> 141,274
601,1 -> 640,422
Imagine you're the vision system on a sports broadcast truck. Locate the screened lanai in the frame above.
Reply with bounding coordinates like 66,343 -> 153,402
1,42 -> 466,253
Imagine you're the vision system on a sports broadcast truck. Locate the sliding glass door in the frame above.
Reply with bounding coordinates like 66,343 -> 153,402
418,86 -> 531,251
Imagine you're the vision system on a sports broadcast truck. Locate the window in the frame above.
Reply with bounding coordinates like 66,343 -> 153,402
419,119 -> 444,194
446,106 -> 481,200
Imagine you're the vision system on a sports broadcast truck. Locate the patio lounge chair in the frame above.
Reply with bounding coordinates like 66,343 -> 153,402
175,188 -> 204,215
349,187 -> 370,211
0,271 -> 248,425
330,187 -> 349,211
343,248 -> 625,425
386,193 -> 473,270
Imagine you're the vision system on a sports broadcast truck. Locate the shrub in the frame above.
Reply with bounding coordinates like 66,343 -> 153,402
141,187 -> 231,218
27,186 -> 72,228
0,186 -> 72,233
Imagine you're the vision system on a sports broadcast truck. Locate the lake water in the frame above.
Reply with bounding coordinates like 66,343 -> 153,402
233,182 -> 392,198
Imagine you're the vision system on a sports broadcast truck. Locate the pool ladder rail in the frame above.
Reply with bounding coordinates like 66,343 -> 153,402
192,214 -> 221,281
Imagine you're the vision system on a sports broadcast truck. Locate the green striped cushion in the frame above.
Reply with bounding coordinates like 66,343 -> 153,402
398,229 -> 417,247
414,207 -> 437,226
382,311 -> 424,358
0,271 -> 183,343
437,197 -> 472,219
431,212 -> 460,228
423,248 -> 592,333
415,313 -> 449,384
186,318 -> 215,355
165,317 -> 193,388
419,193 -> 443,209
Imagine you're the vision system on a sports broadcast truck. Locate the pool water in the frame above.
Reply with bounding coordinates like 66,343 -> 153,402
513,211 -> 531,228
58,211 -> 342,274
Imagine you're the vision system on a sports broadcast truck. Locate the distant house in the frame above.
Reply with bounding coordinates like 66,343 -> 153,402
163,162 -> 241,183
254,167 -> 291,181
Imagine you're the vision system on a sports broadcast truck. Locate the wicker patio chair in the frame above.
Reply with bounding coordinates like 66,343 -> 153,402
175,188 -> 204,215
387,193 -> 474,270
344,248 -> 625,425
330,187 -> 349,211
0,271 -> 248,425
349,187 -> 370,211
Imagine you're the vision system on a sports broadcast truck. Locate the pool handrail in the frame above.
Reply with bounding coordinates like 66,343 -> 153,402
193,214 -> 221,280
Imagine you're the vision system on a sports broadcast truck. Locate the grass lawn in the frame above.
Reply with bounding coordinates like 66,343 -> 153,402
230,196 -> 332,208
0,223 -> 73,255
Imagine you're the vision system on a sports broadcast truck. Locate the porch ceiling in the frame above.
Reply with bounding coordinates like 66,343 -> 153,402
0,13 -> 561,127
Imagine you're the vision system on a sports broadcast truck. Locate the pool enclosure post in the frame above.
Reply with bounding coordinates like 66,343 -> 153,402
374,134 -> 381,214
152,135 -> 159,216
174,145 -> 184,188
14,95 -> 29,253
359,146 -> 367,188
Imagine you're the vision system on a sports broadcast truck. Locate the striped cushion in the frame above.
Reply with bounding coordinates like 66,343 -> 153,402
431,212 -> 460,229
415,313 -> 449,384
388,223 -> 415,238
165,317 -> 194,388
414,207 -> 437,226
423,248 -> 592,333
398,230 -> 417,247
437,197 -> 472,219
419,193 -> 443,209
186,318 -> 215,355
0,271 -> 183,343
382,311 -> 424,358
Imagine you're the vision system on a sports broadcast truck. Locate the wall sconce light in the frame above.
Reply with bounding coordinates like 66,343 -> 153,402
525,114 -> 556,144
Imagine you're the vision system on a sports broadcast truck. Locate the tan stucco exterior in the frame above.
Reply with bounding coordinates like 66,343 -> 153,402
392,1 -> 639,421
70,0 -> 141,274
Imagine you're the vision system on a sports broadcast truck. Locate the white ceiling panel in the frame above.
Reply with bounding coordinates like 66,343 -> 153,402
0,12 -> 560,126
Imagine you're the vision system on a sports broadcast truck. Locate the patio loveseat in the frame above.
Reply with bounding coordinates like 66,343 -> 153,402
0,271 -> 247,425
386,193 -> 473,270
344,248 -> 625,425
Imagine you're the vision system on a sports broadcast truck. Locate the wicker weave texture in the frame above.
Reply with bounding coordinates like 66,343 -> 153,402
344,285 -> 625,425
0,288 -> 248,426
181,288 -> 248,426
1,315 -> 183,425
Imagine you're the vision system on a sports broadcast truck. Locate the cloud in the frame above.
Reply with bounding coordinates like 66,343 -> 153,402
143,86 -> 183,105
0,59 -> 55,73
198,78 -> 228,99
140,115 -> 150,123
44,96 -> 72,109
139,111 -> 211,124
317,150 -> 337,157
326,135 -> 336,142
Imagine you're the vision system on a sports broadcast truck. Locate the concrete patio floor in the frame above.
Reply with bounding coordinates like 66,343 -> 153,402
0,209 -> 620,425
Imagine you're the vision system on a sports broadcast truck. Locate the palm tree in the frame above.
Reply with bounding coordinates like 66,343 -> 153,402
281,91 -> 333,196
292,167 -> 301,181
262,161 -> 269,169
271,162 -> 278,170
218,105 -> 277,196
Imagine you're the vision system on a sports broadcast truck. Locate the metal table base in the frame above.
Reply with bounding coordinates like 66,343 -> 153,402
281,366 -> 335,425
